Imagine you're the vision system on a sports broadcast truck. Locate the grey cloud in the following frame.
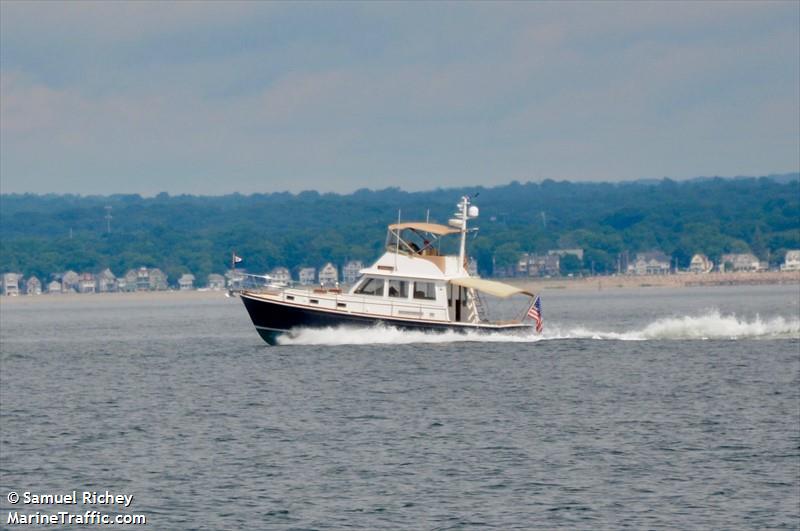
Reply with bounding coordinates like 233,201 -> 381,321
1,1 -> 797,195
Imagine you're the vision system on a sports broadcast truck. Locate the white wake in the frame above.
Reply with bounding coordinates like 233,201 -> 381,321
276,311 -> 800,345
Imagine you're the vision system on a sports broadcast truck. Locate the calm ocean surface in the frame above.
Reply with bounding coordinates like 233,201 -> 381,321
1,284 -> 798,529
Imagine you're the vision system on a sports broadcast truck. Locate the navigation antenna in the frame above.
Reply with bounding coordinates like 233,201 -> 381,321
449,196 -> 479,271
104,206 -> 112,234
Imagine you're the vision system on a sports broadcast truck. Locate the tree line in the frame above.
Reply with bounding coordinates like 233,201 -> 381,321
1,175 -> 798,284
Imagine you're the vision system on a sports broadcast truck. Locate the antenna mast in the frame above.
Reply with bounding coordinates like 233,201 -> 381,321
458,196 -> 469,269
449,195 -> 478,272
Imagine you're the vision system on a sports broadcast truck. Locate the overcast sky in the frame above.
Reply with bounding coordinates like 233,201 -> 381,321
1,1 -> 798,195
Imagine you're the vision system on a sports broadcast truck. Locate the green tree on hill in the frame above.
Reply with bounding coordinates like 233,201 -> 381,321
1,175 -> 797,283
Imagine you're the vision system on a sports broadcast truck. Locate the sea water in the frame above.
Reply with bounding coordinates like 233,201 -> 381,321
1,285 -> 798,529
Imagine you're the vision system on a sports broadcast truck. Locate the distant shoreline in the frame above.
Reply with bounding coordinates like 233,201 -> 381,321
507,270 -> 800,292
1,271 -> 798,304
0,289 -> 230,304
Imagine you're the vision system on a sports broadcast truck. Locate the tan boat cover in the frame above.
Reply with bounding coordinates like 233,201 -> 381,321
450,277 -> 535,298
388,222 -> 460,235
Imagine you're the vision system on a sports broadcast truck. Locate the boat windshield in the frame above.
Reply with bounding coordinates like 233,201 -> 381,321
354,277 -> 384,296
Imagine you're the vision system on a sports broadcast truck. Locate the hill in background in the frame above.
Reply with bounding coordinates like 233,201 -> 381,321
1,174 -> 798,284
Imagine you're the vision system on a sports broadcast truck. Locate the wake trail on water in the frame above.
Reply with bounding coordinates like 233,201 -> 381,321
276,310 -> 800,345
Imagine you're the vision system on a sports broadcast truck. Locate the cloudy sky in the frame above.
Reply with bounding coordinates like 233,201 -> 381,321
1,1 -> 798,195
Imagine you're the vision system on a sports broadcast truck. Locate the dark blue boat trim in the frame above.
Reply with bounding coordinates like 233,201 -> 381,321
253,326 -> 286,346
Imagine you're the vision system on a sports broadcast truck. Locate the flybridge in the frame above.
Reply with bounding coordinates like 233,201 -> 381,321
385,195 -> 479,269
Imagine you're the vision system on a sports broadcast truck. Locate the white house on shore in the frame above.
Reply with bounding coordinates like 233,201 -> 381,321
627,251 -> 671,275
720,253 -> 761,272
97,268 -> 118,292
781,250 -> 800,272
270,267 -> 292,285
207,274 -> 225,290
136,268 -> 150,291
47,280 -> 62,294
178,274 -> 195,290
688,254 -> 713,274
62,270 -> 80,293
298,267 -> 316,285
25,276 -> 42,295
121,267 -> 169,291
516,253 -> 560,277
225,269 -> 246,290
1,273 -> 20,296
342,260 -> 364,285
122,269 -> 138,292
318,263 -> 338,286
78,273 -> 96,294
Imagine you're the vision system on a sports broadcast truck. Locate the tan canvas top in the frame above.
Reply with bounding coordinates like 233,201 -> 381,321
388,222 -> 460,235
449,277 -> 535,298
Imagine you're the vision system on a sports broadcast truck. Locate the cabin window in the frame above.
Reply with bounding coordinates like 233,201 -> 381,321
388,280 -> 408,298
413,281 -> 436,300
355,277 -> 385,296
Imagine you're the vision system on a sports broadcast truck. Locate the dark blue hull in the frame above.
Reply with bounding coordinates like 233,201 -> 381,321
239,291 -> 531,345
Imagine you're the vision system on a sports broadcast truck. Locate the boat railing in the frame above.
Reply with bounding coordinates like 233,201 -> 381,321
313,287 -> 342,294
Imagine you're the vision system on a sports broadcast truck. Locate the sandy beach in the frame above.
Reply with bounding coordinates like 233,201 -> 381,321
508,270 -> 800,292
2,271 -> 798,305
0,289 -> 231,305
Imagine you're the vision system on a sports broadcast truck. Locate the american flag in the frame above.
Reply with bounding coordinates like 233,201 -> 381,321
527,295 -> 543,333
